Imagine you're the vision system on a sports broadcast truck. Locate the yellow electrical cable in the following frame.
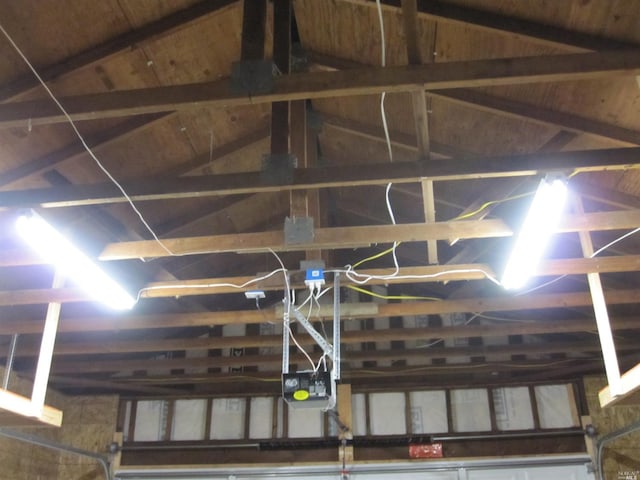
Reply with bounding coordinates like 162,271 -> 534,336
347,284 -> 441,301
349,182 -> 558,269
351,244 -> 399,269
450,192 -> 533,222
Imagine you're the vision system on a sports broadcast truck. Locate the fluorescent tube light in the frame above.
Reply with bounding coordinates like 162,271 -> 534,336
16,211 -> 135,310
501,176 -> 568,290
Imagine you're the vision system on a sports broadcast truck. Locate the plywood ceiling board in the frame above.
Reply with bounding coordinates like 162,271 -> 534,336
476,76 -> 640,134
429,96 -> 557,156
313,93 -> 421,141
433,14 -> 565,62
159,191 -> 289,240
295,0 -> 400,67
0,0 -> 132,85
30,52 -> 159,102
53,117 -> 194,187
115,0 -> 203,29
444,0 -> 640,46
0,115 -> 170,194
172,104 -> 271,159
141,3 -> 244,86
318,125 -> 419,165
178,135 -> 269,179
175,134 -> 269,178
0,123 -> 80,178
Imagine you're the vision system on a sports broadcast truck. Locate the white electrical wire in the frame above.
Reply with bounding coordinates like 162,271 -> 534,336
518,225 -> 640,296
333,266 -> 501,287
287,324 -> 316,371
0,21 -> 176,256
297,289 -> 315,310
136,267 -> 286,300
592,226 -> 640,257
375,0 -> 393,162
366,0 -> 403,285
268,249 -> 321,373
289,286 -> 332,373
316,286 -> 333,300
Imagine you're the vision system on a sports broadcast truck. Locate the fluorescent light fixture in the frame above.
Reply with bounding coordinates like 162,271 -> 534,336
501,175 -> 568,290
16,211 -> 135,310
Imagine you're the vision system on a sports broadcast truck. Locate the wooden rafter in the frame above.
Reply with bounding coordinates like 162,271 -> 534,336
321,112 -> 473,158
0,209 -> 638,265
341,0 -> 636,51
1,147 -> 638,209
402,0 -> 438,264
0,114 -> 170,188
0,51 -> 638,127
2,286 -> 640,336
48,340 -> 640,375
75,360 -> 613,388
3,253 -> 640,306
310,52 -> 640,147
4,304 -> 640,358
0,0 -> 239,102
433,89 -> 640,146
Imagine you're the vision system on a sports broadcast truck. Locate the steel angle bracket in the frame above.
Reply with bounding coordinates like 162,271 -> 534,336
283,274 -> 341,381
284,216 -> 314,245
230,60 -> 275,95
262,153 -> 297,185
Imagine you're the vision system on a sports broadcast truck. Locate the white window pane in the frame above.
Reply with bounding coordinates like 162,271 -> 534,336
451,389 -> 491,432
134,400 -> 165,441
351,393 -> 367,436
171,399 -> 207,441
410,390 -> 448,434
369,392 -> 406,435
249,397 -> 273,439
210,398 -> 246,440
493,387 -> 534,431
288,407 -> 323,438
535,384 -> 578,428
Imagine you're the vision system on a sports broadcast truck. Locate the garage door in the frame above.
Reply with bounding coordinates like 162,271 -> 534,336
116,454 -> 594,480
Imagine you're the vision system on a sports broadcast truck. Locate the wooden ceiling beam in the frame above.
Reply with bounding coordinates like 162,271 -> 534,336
2,289 -> 639,341
1,208 -> 639,266
3,253 -> 640,307
0,114 -> 169,188
0,0 -> 239,101
47,375 -> 187,396
0,51 -> 638,127
321,113 -> 470,158
95,209 -> 640,259
573,178 -> 640,210
310,52 -> 640,147
402,0 -> 438,264
240,0 -> 267,61
340,0 -> 636,52
1,147 -> 638,209
162,126 -> 270,178
48,339 -> 638,374
81,359 -> 606,387
6,310 -> 640,357
432,89 -> 640,146
446,123 -> 577,245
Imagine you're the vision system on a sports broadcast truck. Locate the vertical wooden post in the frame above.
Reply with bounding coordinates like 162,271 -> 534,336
31,269 -> 64,414
573,194 -> 622,399
240,0 -> 267,61
110,432 -> 123,476
271,0 -> 291,156
290,100 -> 308,219
402,0 -> 438,264
337,383 -> 354,463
